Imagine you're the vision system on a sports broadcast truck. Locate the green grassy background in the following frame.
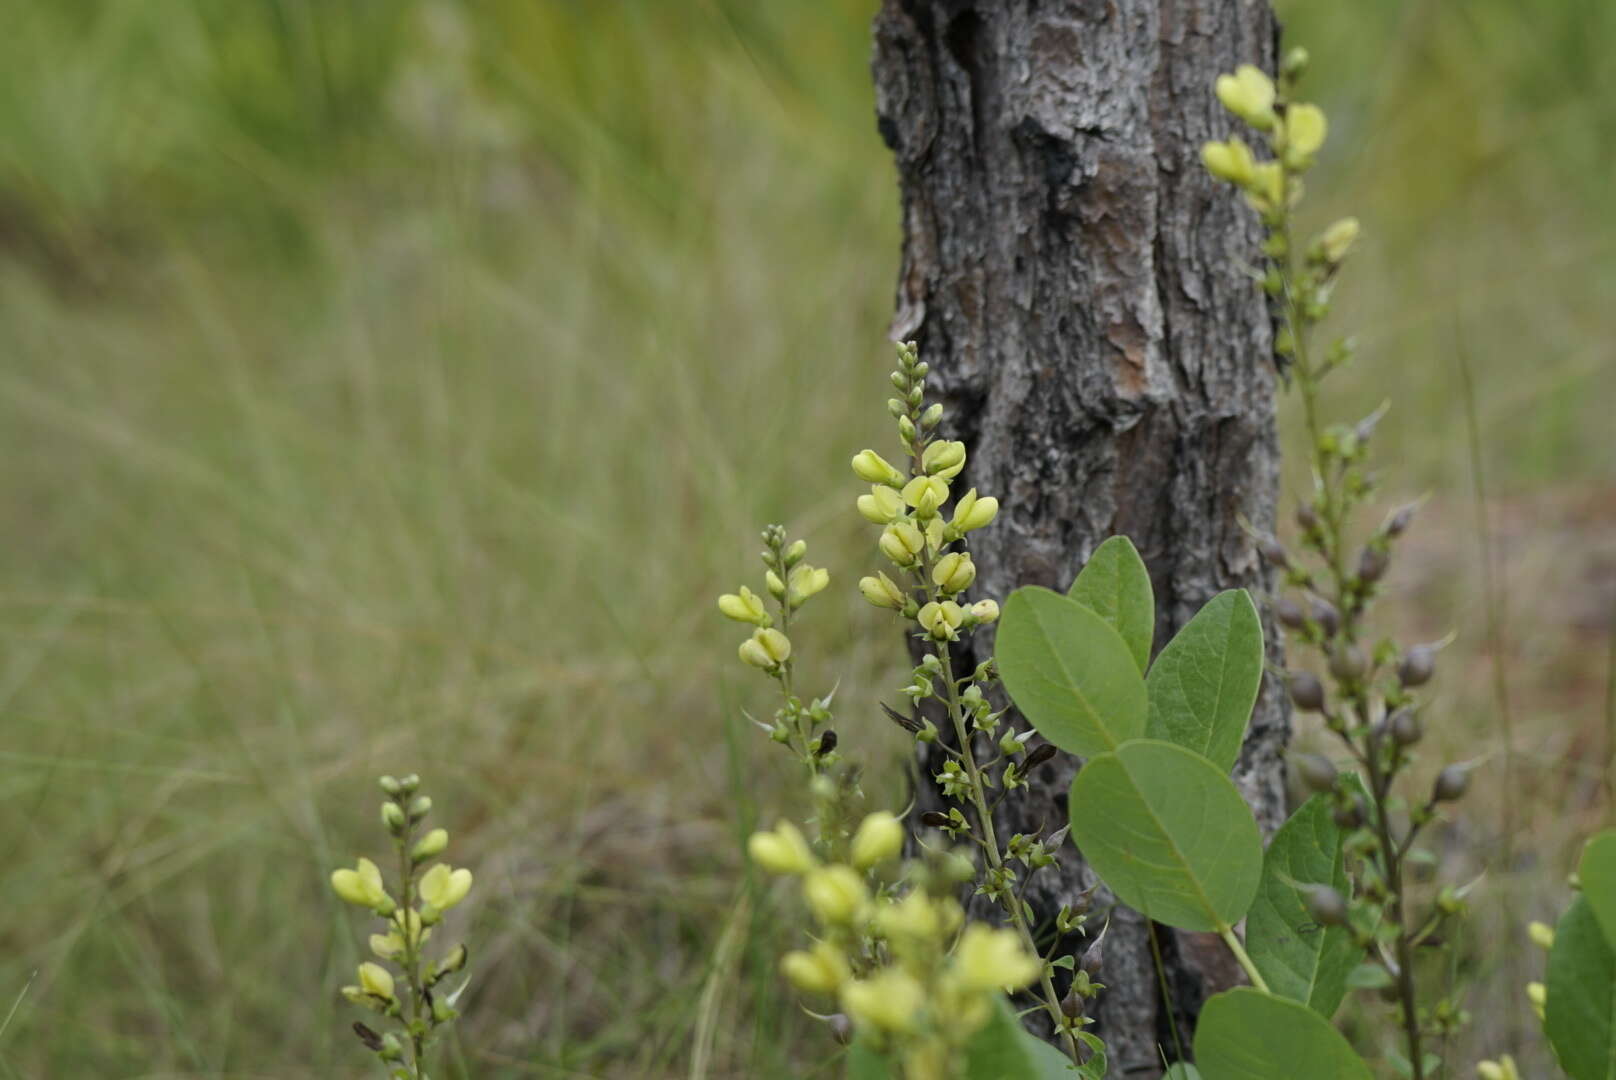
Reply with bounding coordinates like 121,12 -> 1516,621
0,1 -> 1609,1076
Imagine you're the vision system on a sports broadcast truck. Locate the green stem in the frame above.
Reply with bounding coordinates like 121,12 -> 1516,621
1217,923 -> 1271,994
397,815 -> 427,1079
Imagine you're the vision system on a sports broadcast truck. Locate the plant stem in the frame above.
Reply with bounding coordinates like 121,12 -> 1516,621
397,816 -> 427,1079
1217,923 -> 1271,994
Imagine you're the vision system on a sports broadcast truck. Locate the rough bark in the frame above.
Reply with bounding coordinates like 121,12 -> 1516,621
871,2 -> 1287,1074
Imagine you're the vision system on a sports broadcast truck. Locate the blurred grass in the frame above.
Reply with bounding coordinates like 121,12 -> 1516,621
0,0 -> 1609,1076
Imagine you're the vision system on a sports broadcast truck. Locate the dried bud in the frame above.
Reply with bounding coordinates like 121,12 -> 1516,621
1387,503 -> 1417,536
1356,546 -> 1389,585
920,811 -> 952,829
816,730 -> 838,756
1275,595 -> 1307,631
1296,753 -> 1338,793
1289,671 -> 1326,711
1398,646 -> 1435,688
1329,643 -> 1366,682
1023,743 -> 1059,773
353,1022 -> 384,1052
826,1013 -> 854,1045
1433,765 -> 1470,803
881,702 -> 922,734
1257,535 -> 1290,569
1309,598 -> 1341,637
1303,885 -> 1349,927
1389,709 -> 1422,747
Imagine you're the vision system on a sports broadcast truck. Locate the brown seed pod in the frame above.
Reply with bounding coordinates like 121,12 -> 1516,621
1304,885 -> 1349,927
353,1023 -> 384,1052
1289,671 -> 1326,711
1329,643 -> 1367,682
1389,709 -> 1422,747
1023,743 -> 1059,772
1398,646 -> 1435,688
816,730 -> 838,756
1387,502 -> 1418,536
1433,765 -> 1470,803
1275,595 -> 1307,631
1258,536 -> 1291,569
1296,502 -> 1320,532
1356,545 -> 1389,585
1309,598 -> 1341,637
1296,753 -> 1339,793
920,811 -> 952,829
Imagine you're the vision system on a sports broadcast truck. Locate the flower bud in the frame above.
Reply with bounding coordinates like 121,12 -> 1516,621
1275,595 -> 1306,631
781,941 -> 851,995
1288,671 -> 1326,711
920,402 -> 944,429
856,484 -> 904,524
1257,535 -> 1289,569
379,775 -> 402,796
850,811 -> 905,869
918,600 -> 965,641
1303,885 -> 1348,927
803,865 -> 868,924
1432,765 -> 1470,803
851,449 -> 904,487
412,828 -> 449,862
932,552 -> 976,594
783,539 -> 807,566
382,801 -> 407,834
1528,922 -> 1555,951
397,774 -> 420,795
408,795 -> 432,822
748,821 -> 816,875
765,570 -> 786,598
859,572 -> 908,610
717,585 -> 770,625
1215,64 -> 1276,128
953,924 -> 1042,991
753,628 -> 791,664
1320,217 -> 1360,264
1386,501 -> 1417,536
1251,162 -> 1285,207
921,439 -> 967,478
1281,46 -> 1310,79
901,475 -> 949,517
1296,753 -> 1338,793
1284,103 -> 1327,163
951,488 -> 998,533
1398,646 -> 1435,688
879,522 -> 926,566
969,598 -> 999,624
357,962 -> 395,1000
788,564 -> 830,606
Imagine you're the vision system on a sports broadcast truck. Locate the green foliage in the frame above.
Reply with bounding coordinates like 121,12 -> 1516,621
849,998 -> 1098,1079
1545,896 -> 1616,1080
1142,590 -> 1264,774
1246,787 -> 1360,1016
1194,987 -> 1373,1080
1579,831 -> 1616,951
1068,535 -> 1155,674
1066,739 -> 1262,933
997,586 -> 1148,756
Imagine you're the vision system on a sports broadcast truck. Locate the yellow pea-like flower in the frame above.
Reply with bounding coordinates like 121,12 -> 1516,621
951,924 -> 1042,991
841,969 -> 926,1034
331,857 -> 391,911
850,811 -> 904,869
852,449 -> 905,487
420,864 -> 473,912
357,961 -> 396,1000
859,572 -> 908,611
803,865 -> 869,925
748,820 -> 817,875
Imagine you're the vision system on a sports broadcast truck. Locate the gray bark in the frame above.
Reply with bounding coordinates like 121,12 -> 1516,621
871,2 -> 1288,1074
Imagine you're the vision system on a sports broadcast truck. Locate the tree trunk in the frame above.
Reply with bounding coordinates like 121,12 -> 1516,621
871,2 -> 1287,1073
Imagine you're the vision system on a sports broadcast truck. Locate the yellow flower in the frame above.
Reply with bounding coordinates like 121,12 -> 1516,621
951,489 -> 999,533
841,969 -> 926,1034
369,932 -> 405,960
901,475 -> 950,517
412,828 -> 448,861
803,865 -> 869,925
419,863 -> 473,912
970,599 -> 1000,624
859,572 -> 908,611
921,439 -> 966,478
857,484 -> 904,524
850,811 -> 904,869
875,890 -> 958,943
1320,217 -> 1360,263
1477,1056 -> 1520,1080
852,449 -> 905,487
1201,137 -> 1256,187
331,857 -> 392,911
1284,103 -> 1327,161
952,924 -> 1042,991
780,940 -> 851,995
932,552 -> 976,594
788,565 -> 830,606
717,586 -> 770,625
879,522 -> 926,566
1215,64 -> 1275,128
357,961 -> 395,1000
748,820 -> 817,875
918,600 -> 965,641
1528,921 -> 1555,950
1251,162 -> 1285,208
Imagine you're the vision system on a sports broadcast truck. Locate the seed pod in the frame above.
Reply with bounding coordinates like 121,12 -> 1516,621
353,1023 -> 384,1052
920,811 -> 953,829
1389,709 -> 1422,747
1257,536 -> 1290,569
1304,885 -> 1349,927
1289,671 -> 1326,711
1309,598 -> 1341,637
826,1014 -> 854,1045
1387,502 -> 1418,536
1356,546 -> 1389,585
1296,753 -> 1338,793
1275,595 -> 1307,630
880,702 -> 922,734
816,730 -> 838,756
1329,643 -> 1366,682
1398,645 -> 1435,688
1433,765 -> 1470,803
1081,938 -> 1104,976
1295,502 -> 1320,532
1332,800 -> 1363,830
1061,988 -> 1087,1019
1023,743 -> 1059,772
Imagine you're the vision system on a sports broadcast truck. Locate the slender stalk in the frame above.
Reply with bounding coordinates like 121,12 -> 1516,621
1217,924 -> 1271,994
397,819 -> 427,1079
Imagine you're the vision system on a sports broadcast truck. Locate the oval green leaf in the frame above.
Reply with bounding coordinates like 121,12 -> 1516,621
1578,830 -> 1616,952
1069,535 -> 1154,673
1546,894 -> 1616,1080
1194,987 -> 1373,1080
1144,589 -> 1263,774
1067,739 -> 1262,932
999,586 -> 1148,756
962,997 -> 1079,1078
1246,782 -> 1361,1017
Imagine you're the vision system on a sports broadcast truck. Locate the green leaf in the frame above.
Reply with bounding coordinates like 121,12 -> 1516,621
1144,590 -> 1264,774
999,586 -> 1148,756
1545,894 -> 1616,1080
1067,739 -> 1262,932
1579,830 -> 1616,952
1069,535 -> 1154,673
846,1037 -> 894,1080
1164,1067 -> 1203,1080
1343,963 -> 1393,991
962,998 -> 1078,1078
1246,787 -> 1360,1017
1194,987 -> 1373,1080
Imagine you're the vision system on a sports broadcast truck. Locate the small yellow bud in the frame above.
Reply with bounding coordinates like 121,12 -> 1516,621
901,475 -> 949,517
1321,217 -> 1360,263
932,552 -> 976,594
852,449 -> 905,487
880,522 -> 926,566
1201,137 -> 1256,187
952,924 -> 1042,991
841,970 -> 925,1034
1526,981 -> 1546,1008
765,570 -> 786,598
717,586 -> 770,625
1215,64 -> 1276,128
803,865 -> 869,924
918,600 -> 965,641
850,811 -> 905,869
780,941 -> 851,995
857,484 -> 904,524
951,489 -> 999,533
859,572 -> 908,611
1284,103 -> 1327,161
970,599 -> 1000,624
357,961 -> 395,1000
788,565 -> 830,606
331,857 -> 392,911
419,864 -> 473,912
921,440 -> 967,479
1528,921 -> 1555,950
783,539 -> 807,565
412,828 -> 448,861
748,820 -> 817,875
1477,1055 -> 1519,1080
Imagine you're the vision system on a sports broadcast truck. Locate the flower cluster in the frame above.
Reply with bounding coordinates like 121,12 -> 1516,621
749,812 -> 1043,1079
331,774 -> 473,1079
